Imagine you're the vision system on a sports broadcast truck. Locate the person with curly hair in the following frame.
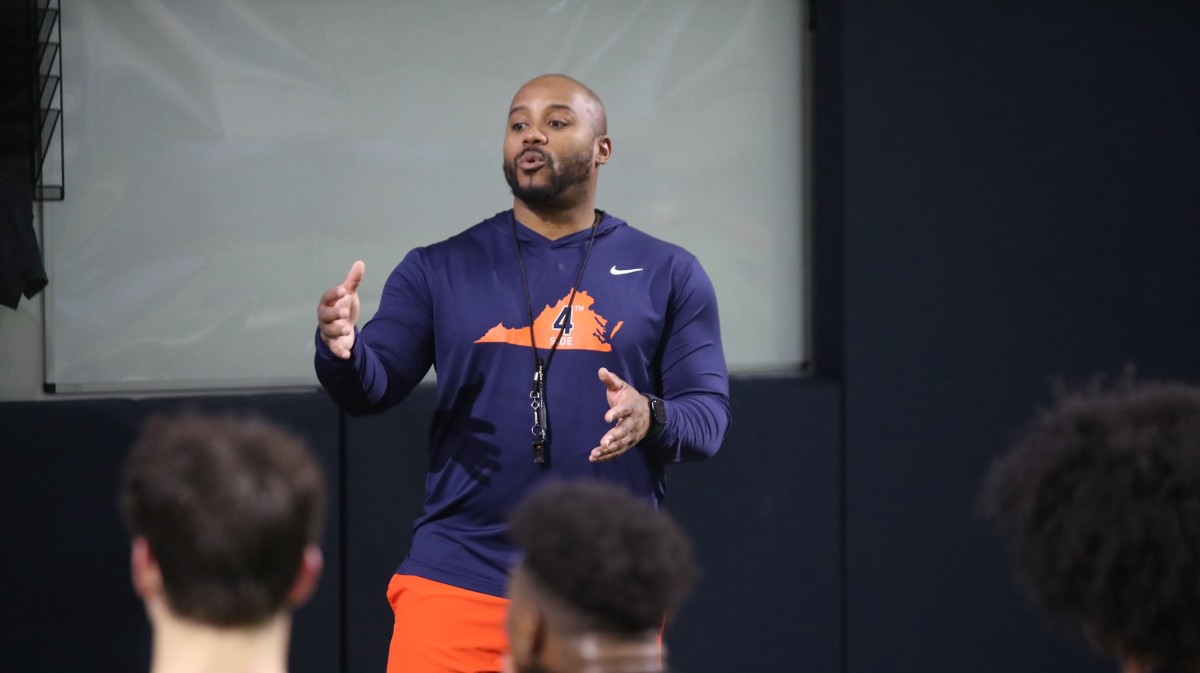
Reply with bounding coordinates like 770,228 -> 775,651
119,413 -> 327,673
503,480 -> 700,673
979,378 -> 1200,673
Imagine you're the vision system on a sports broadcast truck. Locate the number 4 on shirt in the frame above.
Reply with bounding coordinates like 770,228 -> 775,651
553,306 -> 574,334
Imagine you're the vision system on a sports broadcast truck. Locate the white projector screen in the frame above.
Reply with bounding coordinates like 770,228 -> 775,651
44,0 -> 806,392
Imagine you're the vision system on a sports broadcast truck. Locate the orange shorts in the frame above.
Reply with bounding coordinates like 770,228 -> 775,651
386,573 -> 510,673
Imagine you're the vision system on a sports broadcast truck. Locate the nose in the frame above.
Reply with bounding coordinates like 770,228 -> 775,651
522,124 -> 547,146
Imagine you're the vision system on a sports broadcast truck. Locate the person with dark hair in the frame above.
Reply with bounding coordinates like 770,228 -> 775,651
314,73 -> 729,673
504,480 -> 699,673
119,413 -> 326,673
979,379 -> 1200,673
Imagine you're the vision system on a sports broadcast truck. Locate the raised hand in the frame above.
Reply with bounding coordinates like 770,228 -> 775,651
317,260 -> 365,359
590,367 -> 651,463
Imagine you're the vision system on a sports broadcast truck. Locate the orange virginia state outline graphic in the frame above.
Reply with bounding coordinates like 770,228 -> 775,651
475,290 -> 623,352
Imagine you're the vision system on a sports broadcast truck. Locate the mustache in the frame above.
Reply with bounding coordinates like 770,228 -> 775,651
517,148 -> 548,164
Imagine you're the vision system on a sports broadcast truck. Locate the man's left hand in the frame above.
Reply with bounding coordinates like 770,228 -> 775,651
590,367 -> 651,463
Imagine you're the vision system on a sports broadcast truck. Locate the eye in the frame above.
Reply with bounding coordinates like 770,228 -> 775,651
548,119 -> 568,128
511,122 -> 527,131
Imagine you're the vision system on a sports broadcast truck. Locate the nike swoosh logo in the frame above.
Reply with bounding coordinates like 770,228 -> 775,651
610,266 -> 644,275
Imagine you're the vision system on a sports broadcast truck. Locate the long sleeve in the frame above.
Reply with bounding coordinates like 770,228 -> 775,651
640,255 -> 731,463
314,248 -> 436,416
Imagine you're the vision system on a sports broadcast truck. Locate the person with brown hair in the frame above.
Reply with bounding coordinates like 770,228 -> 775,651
119,413 -> 327,673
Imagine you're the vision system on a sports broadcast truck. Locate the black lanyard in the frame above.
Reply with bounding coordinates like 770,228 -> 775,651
511,211 -> 601,465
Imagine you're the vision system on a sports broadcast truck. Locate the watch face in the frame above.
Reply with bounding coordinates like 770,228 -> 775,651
651,398 -> 666,424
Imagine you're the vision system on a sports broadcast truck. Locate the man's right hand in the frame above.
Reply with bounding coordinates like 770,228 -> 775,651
317,260 -> 365,359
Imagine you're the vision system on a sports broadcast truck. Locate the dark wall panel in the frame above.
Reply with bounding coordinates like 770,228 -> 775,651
0,400 -> 147,672
666,377 -> 842,673
835,2 -> 1200,672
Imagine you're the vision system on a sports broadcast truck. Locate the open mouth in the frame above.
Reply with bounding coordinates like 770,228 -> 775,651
518,149 -> 547,171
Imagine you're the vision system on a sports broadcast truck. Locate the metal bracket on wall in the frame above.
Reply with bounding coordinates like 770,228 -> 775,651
34,0 -> 62,201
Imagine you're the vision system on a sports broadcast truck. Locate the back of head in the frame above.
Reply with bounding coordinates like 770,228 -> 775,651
980,378 -> 1200,669
119,412 -> 326,627
508,480 -> 698,636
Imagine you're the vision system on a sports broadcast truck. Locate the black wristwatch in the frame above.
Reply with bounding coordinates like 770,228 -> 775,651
643,394 -> 667,434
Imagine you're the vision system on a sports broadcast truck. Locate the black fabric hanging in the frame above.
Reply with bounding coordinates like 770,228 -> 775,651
0,175 -> 48,309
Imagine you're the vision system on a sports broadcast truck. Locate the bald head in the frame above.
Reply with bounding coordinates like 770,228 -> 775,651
511,74 -> 607,137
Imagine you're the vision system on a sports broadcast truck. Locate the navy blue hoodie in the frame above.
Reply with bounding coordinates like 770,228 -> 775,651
315,210 -> 730,596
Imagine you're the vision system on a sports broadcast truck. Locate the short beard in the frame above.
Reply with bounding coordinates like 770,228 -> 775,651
504,149 -> 594,206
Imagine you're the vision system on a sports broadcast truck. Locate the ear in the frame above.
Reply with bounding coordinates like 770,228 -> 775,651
287,545 -> 324,607
529,606 -> 549,660
507,597 -> 549,667
130,536 -> 163,600
594,135 -> 612,166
